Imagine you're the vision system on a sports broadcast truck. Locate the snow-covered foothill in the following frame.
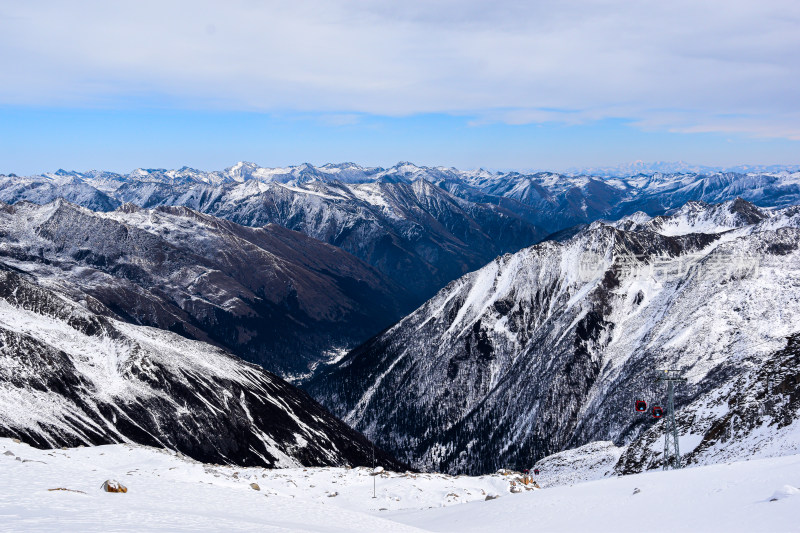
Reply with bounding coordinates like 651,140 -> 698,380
393,454 -> 800,533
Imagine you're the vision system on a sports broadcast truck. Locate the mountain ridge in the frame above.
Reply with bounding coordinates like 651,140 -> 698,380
5,161 -> 799,237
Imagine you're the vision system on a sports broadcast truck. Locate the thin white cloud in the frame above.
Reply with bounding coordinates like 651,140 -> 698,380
0,0 -> 798,138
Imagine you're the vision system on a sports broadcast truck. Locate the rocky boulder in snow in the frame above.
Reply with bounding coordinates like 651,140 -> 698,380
101,480 -> 127,493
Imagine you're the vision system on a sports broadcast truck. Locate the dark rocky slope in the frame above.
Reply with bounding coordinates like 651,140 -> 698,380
0,266 -> 402,470
0,200 -> 415,377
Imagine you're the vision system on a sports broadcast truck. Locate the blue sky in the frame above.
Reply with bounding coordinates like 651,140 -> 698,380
1,1 -> 798,175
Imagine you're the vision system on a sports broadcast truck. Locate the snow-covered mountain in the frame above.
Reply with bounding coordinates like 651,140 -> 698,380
306,199 -> 800,475
113,176 -> 543,302
566,161 -> 800,177
0,266 -> 402,470
609,198 -> 773,235
0,200 -> 415,377
0,172 -> 120,211
5,161 -> 800,298
0,165 -> 542,303
447,169 -> 800,233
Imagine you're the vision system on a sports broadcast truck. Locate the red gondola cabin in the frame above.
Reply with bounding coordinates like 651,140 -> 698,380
651,406 -> 664,418
635,400 -> 647,412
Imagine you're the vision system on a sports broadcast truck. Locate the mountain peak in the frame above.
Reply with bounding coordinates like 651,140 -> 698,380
226,161 -> 258,172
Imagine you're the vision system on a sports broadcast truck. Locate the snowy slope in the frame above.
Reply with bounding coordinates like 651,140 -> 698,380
0,268 -> 402,470
0,437 -> 519,532
308,199 -> 800,474
530,441 -> 624,488
1,437 -> 798,532
617,334 -> 800,473
394,454 -> 800,533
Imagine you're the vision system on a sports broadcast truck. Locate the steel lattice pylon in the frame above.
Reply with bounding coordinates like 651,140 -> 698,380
659,369 -> 687,470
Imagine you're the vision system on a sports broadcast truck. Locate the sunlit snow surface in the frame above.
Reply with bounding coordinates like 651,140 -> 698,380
395,455 -> 800,533
0,438 -> 798,532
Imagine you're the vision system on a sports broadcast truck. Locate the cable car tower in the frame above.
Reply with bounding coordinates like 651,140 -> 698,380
658,369 -> 687,470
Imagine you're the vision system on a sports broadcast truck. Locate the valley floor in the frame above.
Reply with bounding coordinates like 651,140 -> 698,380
0,438 -> 798,532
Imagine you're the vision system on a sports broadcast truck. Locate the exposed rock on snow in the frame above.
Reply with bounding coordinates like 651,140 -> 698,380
47,487 -> 86,494
101,479 -> 127,493
768,485 -> 799,502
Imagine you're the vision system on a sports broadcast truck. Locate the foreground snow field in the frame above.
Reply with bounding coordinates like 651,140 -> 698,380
1,438 -> 798,532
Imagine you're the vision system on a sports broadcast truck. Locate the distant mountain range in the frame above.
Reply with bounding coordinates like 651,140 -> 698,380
0,163 -> 545,305
1,162 -> 798,364
564,161 -> 800,177
1,161 -> 798,380
4,161 -> 799,238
